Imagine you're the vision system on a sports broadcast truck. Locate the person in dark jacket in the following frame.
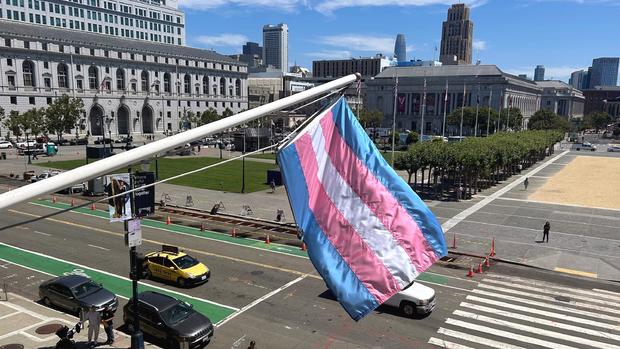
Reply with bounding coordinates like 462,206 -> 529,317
101,309 -> 115,345
543,221 -> 550,243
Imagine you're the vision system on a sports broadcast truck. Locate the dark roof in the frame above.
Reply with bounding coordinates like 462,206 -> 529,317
137,291 -> 177,310
54,274 -> 90,288
0,20 -> 238,64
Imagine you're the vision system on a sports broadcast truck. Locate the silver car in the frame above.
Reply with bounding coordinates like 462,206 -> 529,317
39,275 -> 118,315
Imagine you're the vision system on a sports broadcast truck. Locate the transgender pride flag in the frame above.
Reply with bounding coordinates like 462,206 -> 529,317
277,97 -> 447,321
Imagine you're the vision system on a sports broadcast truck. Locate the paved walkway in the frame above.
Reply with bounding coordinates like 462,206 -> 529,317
0,291 -> 159,348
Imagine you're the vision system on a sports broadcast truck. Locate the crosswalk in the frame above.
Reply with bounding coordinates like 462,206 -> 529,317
428,273 -> 620,349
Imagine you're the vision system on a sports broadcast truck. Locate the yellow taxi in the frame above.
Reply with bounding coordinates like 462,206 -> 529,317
142,245 -> 210,287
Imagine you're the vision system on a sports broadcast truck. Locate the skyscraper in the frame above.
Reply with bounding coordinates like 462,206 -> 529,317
569,70 -> 588,89
439,3 -> 474,66
534,65 -> 545,81
589,57 -> 619,88
263,23 -> 289,72
243,42 -> 263,59
394,34 -> 407,62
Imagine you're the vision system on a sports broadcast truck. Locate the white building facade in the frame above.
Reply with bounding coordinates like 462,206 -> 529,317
0,0 -> 185,45
0,21 -> 248,138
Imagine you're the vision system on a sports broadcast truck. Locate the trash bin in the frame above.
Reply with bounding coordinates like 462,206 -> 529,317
0,152 -> 6,160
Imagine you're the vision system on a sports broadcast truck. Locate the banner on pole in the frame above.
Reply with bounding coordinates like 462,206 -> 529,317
397,94 -> 406,113
105,173 -> 132,222
133,172 -> 155,217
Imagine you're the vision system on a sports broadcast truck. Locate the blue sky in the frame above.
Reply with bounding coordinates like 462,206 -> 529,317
179,0 -> 620,82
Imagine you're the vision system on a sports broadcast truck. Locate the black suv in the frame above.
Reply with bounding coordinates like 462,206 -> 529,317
123,291 -> 213,348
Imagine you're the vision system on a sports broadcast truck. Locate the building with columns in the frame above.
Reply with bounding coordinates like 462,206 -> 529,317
365,65 -> 542,135
0,20 -> 248,138
536,80 -> 584,119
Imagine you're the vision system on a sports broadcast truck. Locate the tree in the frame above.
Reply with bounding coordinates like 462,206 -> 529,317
21,108 -> 46,137
45,95 -> 84,142
3,111 -> 22,138
358,109 -> 384,142
0,106 -> 5,139
528,109 -> 570,131
185,111 -> 197,129
406,131 -> 419,145
222,108 -> 234,118
200,108 -> 220,125
584,112 -> 612,132
499,107 -> 523,131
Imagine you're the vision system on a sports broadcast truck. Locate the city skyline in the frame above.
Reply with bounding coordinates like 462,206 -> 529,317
183,0 -> 619,82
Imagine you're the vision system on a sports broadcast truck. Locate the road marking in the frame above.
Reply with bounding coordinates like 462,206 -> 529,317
593,288 -> 620,297
33,231 -> 51,236
428,336 -> 477,349
215,274 -> 308,328
486,274 -> 620,301
87,244 -> 110,251
495,196 -> 620,212
435,328 -> 526,349
481,278 -> 619,307
478,283 -> 619,315
453,310 -> 620,349
459,302 -> 620,342
445,318 -> 579,349
465,295 -> 620,331
471,289 -> 620,323
442,151 -> 568,232
554,267 -> 598,279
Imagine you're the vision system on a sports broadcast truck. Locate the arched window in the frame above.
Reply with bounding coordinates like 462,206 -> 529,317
184,74 -> 190,94
219,78 -> 225,96
141,71 -> 149,91
212,78 -> 217,95
116,68 -> 125,91
228,78 -> 233,96
57,63 -> 69,89
163,73 -> 171,93
88,66 -> 98,90
22,60 -> 35,87
203,76 -> 209,95
235,79 -> 241,97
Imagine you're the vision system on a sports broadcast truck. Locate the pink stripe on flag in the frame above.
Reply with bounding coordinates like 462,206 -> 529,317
295,133 -> 401,304
319,112 -> 438,271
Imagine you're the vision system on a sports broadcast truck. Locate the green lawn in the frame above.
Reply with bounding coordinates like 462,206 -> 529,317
41,157 -> 278,193
248,153 -> 276,160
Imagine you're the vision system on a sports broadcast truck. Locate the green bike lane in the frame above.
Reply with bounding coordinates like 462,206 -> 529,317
0,242 -> 237,324
31,199 -> 454,287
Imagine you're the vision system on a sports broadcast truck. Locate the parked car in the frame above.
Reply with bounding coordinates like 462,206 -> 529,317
384,282 -> 436,316
0,140 -> 14,149
69,138 -> 89,146
31,170 -> 61,182
15,140 -> 37,149
39,275 -> 118,315
141,245 -> 210,287
571,142 -> 597,151
94,138 -> 113,145
123,291 -> 214,348
115,136 -> 133,144
607,144 -> 620,152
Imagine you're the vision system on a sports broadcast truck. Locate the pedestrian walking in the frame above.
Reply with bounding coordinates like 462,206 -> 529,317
524,177 -> 529,191
456,185 -> 463,202
101,308 -> 115,345
247,340 -> 256,349
83,305 -> 101,347
270,180 -> 276,194
543,221 -> 550,243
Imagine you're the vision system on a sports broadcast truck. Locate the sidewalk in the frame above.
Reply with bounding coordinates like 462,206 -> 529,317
0,292 -> 159,349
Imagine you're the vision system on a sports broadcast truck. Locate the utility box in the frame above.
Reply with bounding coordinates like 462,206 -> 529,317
266,169 -> 282,186
87,176 -> 105,195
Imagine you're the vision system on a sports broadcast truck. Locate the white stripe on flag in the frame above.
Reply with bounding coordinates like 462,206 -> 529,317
453,310 -> 620,349
445,318 -> 579,349
466,295 -> 619,330
478,284 -> 619,315
428,336 -> 477,349
307,123 -> 417,288
436,328 -> 527,349
460,302 -> 620,341
482,278 -> 620,308
472,289 -> 620,323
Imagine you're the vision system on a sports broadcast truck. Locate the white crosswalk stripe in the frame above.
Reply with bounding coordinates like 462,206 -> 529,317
428,275 -> 620,349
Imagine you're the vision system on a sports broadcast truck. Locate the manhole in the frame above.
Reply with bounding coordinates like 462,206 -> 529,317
0,344 -> 25,349
35,323 -> 63,335
554,295 -> 571,303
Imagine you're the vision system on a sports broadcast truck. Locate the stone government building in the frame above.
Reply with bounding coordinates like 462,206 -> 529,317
0,21 -> 248,139
366,65 -> 543,135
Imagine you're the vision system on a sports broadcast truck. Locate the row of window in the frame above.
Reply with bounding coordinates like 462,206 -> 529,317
2,38 -> 242,72
7,60 -> 244,97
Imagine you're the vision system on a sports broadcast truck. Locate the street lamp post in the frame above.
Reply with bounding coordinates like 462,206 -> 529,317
26,131 -> 32,165
241,131 -> 246,193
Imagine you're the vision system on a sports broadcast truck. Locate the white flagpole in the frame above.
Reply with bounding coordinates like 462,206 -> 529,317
459,82 -> 466,140
391,69 -> 398,167
474,83 -> 480,137
420,78 -> 426,140
0,74 -> 361,210
486,89 -> 492,136
442,79 -> 448,138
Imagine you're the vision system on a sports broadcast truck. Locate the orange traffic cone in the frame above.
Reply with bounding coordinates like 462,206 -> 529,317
90,203 -> 96,210
52,196 -> 57,203
300,242 -> 307,251
70,199 -> 75,207
490,238 -> 496,257
467,265 -> 474,277
200,222 -> 205,232
476,261 -> 484,274
231,227 -> 237,238
265,234 -> 270,244
485,255 -> 490,268
165,216 -> 171,225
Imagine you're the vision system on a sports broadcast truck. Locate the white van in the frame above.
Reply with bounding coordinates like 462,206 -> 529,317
384,282 -> 436,316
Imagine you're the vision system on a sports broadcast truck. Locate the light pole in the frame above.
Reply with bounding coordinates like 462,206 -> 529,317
391,70 -> 398,167
420,78 -> 426,140
459,82 -> 466,140
442,80 -> 448,139
241,130 -> 246,193
26,130 -> 32,165
486,90 -> 493,136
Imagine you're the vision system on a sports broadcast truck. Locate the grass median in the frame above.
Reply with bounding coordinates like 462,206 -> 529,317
40,157 -> 277,193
